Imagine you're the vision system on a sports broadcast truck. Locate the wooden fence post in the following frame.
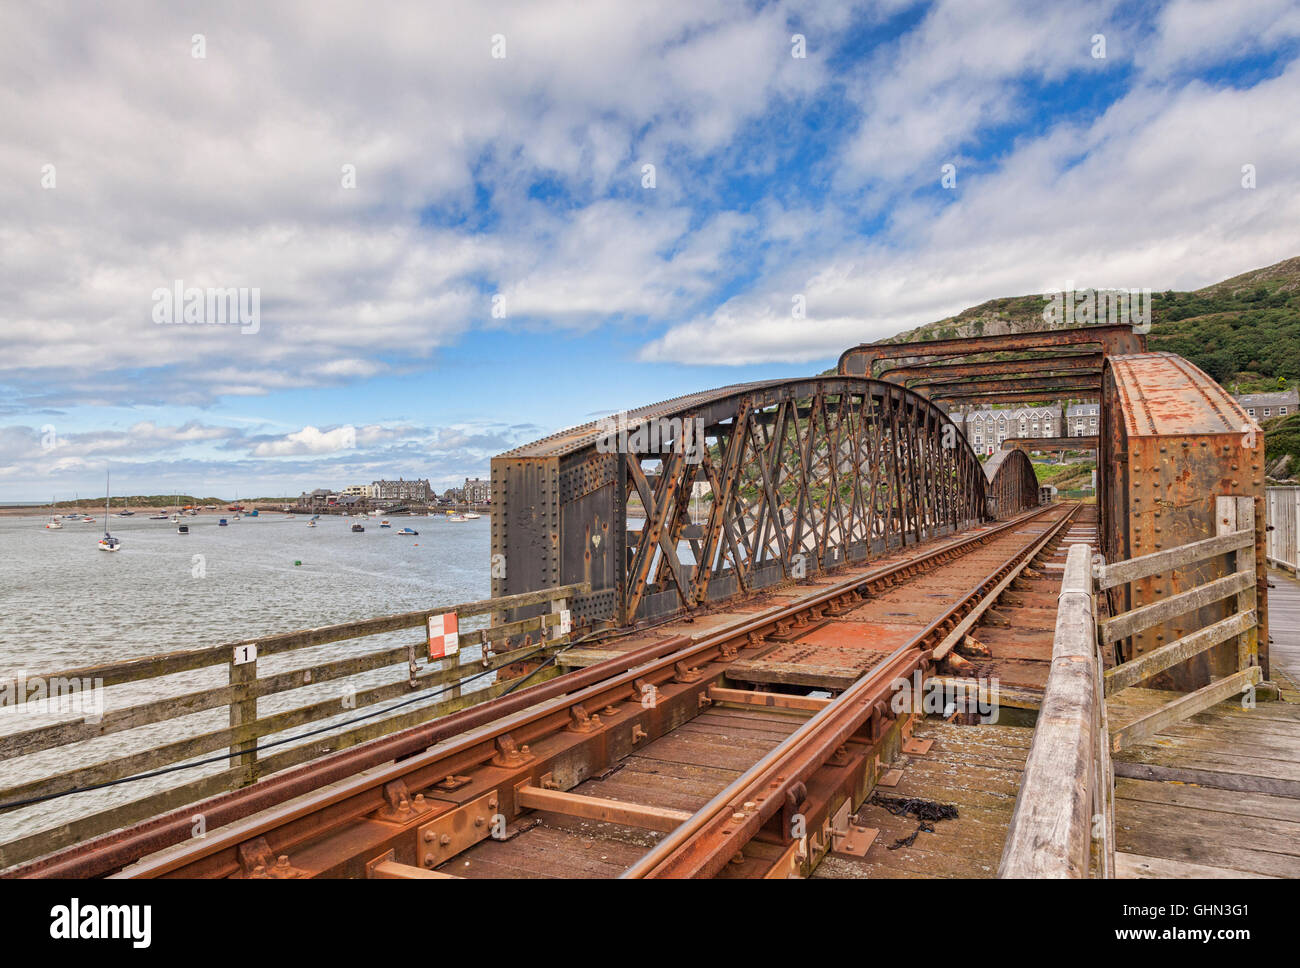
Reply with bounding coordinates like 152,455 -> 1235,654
229,644 -> 259,785
1217,496 -> 1257,673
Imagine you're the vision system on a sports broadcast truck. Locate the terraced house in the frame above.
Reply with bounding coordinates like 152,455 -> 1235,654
951,406 -> 1062,456
1067,403 -> 1101,437
1234,390 -> 1298,421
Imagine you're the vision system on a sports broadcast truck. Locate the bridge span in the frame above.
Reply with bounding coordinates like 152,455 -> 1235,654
2,326 -> 1295,880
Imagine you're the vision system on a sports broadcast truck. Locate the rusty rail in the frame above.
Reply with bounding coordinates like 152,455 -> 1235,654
5,504 -> 1065,878
625,505 -> 1079,878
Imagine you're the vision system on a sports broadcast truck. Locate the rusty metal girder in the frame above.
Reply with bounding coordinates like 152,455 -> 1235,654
1100,352 -> 1268,687
1002,435 -> 1098,452
880,352 -> 1103,384
983,449 -> 1042,520
839,325 -> 1146,378
933,388 -> 1101,406
920,375 -> 1102,400
492,377 -> 1004,631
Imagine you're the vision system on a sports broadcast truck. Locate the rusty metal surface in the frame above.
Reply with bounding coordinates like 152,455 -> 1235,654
492,376 -> 1008,633
1003,435 -> 1097,452
983,449 -> 1041,520
839,325 -> 1146,378
1108,352 -> 1252,437
1100,353 -> 1268,688
938,389 -> 1100,406
920,375 -> 1102,400
880,351 -> 1103,384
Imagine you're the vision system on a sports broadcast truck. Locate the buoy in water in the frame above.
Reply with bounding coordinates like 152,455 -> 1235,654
294,560 -> 302,566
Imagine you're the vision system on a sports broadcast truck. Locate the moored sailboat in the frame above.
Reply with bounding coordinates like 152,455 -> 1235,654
98,469 -> 121,552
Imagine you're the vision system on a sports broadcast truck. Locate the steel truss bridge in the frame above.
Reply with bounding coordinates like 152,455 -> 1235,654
5,322 -> 1284,882
492,377 -> 1037,631
492,325 -> 1153,636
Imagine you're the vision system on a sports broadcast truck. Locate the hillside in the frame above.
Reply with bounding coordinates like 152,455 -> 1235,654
1264,413 -> 1300,483
884,256 -> 1300,390
843,255 -> 1300,480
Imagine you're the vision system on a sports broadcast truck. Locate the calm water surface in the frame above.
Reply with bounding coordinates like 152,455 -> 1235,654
0,511 -> 492,845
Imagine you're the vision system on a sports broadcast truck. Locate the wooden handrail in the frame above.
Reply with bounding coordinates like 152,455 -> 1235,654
0,582 -> 586,693
0,582 -> 589,868
999,543 -> 1113,878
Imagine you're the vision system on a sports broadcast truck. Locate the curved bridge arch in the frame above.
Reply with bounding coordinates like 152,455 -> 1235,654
983,448 -> 1042,521
493,376 -> 1039,631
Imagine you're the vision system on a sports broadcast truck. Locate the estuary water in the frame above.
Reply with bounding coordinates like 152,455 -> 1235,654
0,511 -> 492,848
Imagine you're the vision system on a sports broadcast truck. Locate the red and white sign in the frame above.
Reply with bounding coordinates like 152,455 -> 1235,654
428,612 -> 459,660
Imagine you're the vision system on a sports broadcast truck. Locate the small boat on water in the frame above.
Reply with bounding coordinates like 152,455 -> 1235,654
380,519 -> 391,528
149,512 -> 168,520
397,527 -> 419,535
218,518 -> 228,526
44,516 -> 63,530
247,509 -> 259,517
177,524 -> 189,534
445,513 -> 466,522
99,469 -> 121,552
82,515 -> 95,522
351,523 -> 365,533
463,512 -> 482,520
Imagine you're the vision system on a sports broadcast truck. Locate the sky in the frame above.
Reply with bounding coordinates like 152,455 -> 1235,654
2,0 -> 1299,500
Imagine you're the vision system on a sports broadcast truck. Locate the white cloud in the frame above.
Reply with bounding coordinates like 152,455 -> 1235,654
251,425 -> 360,457
641,15 -> 1300,365
0,0 -> 841,407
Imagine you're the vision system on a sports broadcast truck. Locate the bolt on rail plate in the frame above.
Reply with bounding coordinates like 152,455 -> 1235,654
416,789 -> 499,870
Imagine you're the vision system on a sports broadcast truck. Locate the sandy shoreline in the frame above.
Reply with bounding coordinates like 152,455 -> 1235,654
0,505 -> 255,518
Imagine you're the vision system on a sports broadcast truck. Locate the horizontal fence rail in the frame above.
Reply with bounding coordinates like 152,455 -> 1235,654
1096,495 -> 1260,753
0,582 -> 587,871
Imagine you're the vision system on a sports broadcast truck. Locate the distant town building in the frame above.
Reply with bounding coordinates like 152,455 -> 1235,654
341,484 -> 374,498
442,487 -> 465,504
464,477 -> 490,504
1066,404 -> 1101,438
952,406 -> 1062,455
1235,390 -> 1298,420
371,478 -> 433,502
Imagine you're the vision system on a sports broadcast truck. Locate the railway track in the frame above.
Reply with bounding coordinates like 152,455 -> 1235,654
11,503 -> 1084,880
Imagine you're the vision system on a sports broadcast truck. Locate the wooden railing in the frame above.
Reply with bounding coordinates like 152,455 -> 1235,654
1267,486 -> 1299,574
1097,496 -> 1259,751
0,582 -> 586,870
999,543 -> 1114,878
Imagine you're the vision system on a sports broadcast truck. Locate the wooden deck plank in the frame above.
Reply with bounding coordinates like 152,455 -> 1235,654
1116,776 -> 1300,823
1269,570 -> 1300,685
1116,852 -> 1276,879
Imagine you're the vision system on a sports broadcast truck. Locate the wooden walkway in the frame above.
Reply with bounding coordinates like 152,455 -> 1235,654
1102,571 -> 1300,878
